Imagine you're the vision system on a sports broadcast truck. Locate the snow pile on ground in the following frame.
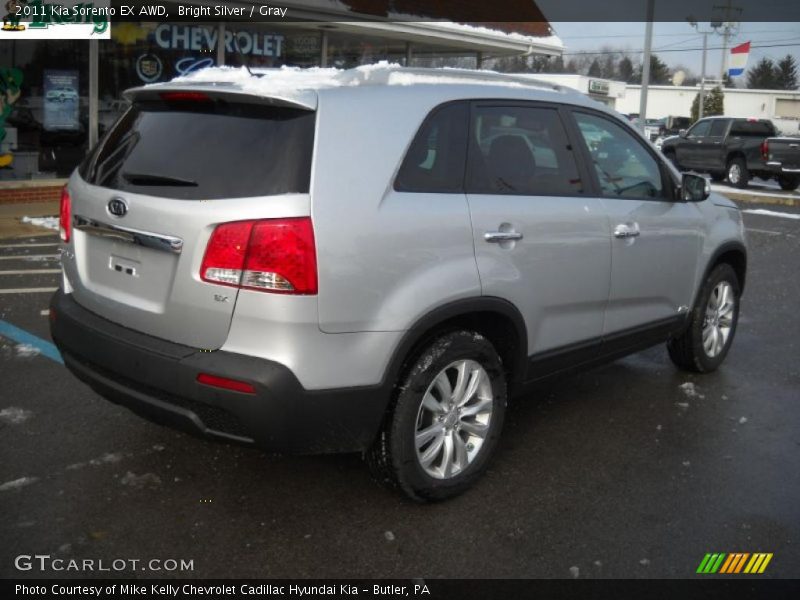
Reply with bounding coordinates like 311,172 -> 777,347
679,382 -> 705,399
0,407 -> 33,425
21,216 -> 59,231
120,471 -> 161,488
67,452 -> 124,470
742,209 -> 800,220
0,476 -> 39,492
16,344 -> 41,358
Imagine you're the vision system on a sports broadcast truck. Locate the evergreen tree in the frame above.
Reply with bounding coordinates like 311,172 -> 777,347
639,54 -> 671,85
601,55 -> 616,80
747,58 -> 779,89
691,86 -> 725,122
618,56 -> 634,83
776,55 -> 799,90
588,59 -> 602,77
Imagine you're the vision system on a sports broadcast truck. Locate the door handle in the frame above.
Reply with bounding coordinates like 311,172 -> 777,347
484,231 -> 523,243
613,223 -> 640,239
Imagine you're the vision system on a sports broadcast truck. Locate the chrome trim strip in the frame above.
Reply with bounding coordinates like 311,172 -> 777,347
73,215 -> 183,254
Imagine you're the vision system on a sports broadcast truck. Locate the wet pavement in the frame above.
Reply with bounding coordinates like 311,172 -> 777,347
1,202 -> 798,579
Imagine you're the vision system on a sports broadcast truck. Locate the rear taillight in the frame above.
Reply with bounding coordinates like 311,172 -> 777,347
59,186 -> 71,243
200,217 -> 317,295
761,140 -> 769,160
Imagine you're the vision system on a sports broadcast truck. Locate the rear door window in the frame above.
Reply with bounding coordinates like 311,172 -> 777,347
709,119 -> 730,137
466,105 -> 583,196
82,99 -> 315,199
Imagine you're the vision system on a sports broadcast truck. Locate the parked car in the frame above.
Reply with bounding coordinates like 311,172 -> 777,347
46,87 -> 79,103
661,116 -> 800,190
50,66 -> 747,501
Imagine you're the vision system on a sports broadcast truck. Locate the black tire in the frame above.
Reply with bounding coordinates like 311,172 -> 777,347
667,263 -> 740,373
778,175 -> 799,191
710,172 -> 726,182
366,330 -> 507,502
726,156 -> 749,189
663,150 -> 681,170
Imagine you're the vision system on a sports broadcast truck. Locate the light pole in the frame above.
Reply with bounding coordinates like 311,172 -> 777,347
638,0 -> 655,129
688,20 -> 723,120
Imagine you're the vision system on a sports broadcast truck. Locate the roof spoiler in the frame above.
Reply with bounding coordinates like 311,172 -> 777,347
123,83 -> 318,111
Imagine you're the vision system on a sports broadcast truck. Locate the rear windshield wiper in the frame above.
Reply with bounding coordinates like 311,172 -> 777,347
121,172 -> 198,187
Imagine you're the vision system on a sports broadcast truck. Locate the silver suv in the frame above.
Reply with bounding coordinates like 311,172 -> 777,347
50,66 -> 747,501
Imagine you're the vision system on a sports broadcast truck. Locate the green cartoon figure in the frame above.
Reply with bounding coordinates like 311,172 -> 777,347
0,68 -> 23,168
2,0 -> 27,31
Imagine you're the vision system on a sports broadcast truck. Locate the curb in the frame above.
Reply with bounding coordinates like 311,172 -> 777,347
726,194 -> 799,208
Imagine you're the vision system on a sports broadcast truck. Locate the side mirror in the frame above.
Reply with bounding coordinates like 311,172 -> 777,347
681,172 -> 710,202
678,129 -> 687,138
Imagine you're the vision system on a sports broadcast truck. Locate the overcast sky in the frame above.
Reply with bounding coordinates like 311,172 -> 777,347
550,21 -> 800,79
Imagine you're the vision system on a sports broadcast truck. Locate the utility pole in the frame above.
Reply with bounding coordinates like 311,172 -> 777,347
713,0 -> 742,81
638,0 -> 655,129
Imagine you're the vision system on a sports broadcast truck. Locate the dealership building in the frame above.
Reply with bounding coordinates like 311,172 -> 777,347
0,0 -> 563,200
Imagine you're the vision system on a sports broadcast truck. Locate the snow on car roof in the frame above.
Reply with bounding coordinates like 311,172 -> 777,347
161,61 -> 569,96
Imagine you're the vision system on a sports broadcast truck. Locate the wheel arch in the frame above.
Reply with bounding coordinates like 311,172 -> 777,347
701,241 -> 747,297
381,297 -> 528,395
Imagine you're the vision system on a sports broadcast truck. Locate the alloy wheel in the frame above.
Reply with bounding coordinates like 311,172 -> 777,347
702,281 -> 735,358
414,359 -> 494,479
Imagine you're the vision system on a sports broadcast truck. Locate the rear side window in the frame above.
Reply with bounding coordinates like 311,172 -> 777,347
82,99 -> 315,199
709,119 -> 729,136
395,102 -> 468,193
730,120 -> 775,136
467,106 -> 583,196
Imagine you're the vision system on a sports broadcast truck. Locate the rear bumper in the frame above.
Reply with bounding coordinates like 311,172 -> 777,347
49,290 -> 389,454
764,161 -> 800,174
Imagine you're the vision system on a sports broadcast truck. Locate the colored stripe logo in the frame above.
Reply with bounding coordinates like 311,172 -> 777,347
697,552 -> 773,574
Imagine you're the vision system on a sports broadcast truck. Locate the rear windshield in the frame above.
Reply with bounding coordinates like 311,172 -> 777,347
730,120 -> 775,137
81,99 -> 315,199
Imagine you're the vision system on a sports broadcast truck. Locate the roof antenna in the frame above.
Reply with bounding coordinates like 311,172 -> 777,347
231,30 -> 263,78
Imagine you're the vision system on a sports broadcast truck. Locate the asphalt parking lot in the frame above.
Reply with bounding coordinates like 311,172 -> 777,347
1,196 -> 799,580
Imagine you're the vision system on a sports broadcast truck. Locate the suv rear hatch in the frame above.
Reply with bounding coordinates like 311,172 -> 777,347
63,87 -> 316,349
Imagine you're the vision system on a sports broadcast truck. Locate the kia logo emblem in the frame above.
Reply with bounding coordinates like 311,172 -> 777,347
107,198 -> 128,217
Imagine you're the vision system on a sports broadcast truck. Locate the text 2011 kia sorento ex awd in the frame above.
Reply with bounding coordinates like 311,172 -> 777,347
50,66 -> 747,501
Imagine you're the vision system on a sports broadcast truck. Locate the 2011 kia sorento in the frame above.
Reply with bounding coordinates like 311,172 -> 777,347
50,65 -> 747,501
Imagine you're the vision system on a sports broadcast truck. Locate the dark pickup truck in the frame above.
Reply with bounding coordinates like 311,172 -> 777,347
660,116 -> 800,190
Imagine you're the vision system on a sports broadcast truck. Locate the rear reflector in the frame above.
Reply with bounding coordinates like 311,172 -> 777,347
196,373 -> 256,394
200,217 -> 317,295
761,139 -> 769,160
59,186 -> 71,243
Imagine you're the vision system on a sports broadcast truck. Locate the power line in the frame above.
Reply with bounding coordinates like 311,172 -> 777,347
560,29 -> 800,40
562,42 -> 800,56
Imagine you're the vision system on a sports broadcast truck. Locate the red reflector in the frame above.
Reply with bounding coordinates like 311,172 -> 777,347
761,139 -> 769,160
197,373 -> 256,394
59,186 -> 71,243
160,91 -> 212,103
